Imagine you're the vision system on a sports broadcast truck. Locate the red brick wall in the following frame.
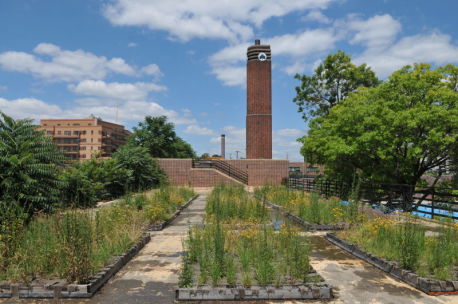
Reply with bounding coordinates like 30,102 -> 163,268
157,159 -> 288,187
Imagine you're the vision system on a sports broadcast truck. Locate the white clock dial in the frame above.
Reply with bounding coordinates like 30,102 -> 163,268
258,52 -> 267,61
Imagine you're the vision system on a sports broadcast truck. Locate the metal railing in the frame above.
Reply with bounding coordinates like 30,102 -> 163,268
192,159 -> 248,184
287,177 -> 458,221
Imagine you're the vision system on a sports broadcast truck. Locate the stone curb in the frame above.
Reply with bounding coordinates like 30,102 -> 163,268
0,233 -> 151,299
148,194 -> 199,231
325,233 -> 458,295
264,201 -> 348,231
176,284 -> 333,301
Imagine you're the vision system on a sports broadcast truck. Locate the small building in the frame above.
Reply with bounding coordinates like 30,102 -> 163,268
38,117 -> 131,161
288,162 -> 324,177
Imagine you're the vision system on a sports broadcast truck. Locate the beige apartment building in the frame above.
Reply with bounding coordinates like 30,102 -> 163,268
38,117 -> 131,161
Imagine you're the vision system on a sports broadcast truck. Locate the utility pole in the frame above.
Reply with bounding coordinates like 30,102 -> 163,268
235,150 -> 240,159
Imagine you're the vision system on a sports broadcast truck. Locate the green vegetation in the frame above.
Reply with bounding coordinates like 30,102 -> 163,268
179,185 -> 315,288
256,185 -> 361,224
0,186 -> 195,284
341,217 -> 458,280
127,186 -> 196,224
59,145 -> 166,208
293,50 -> 379,121
128,115 -> 196,158
299,63 -> 458,209
0,203 -> 147,283
0,112 -> 65,218
206,184 -> 268,223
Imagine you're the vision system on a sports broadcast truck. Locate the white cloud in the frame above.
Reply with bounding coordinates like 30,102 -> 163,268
301,10 -> 331,24
355,32 -> 458,78
210,125 -> 246,158
211,66 -> 246,87
141,63 -> 163,78
0,97 -> 63,119
272,130 -> 303,160
184,125 -> 215,136
0,43 -> 137,82
0,96 -> 195,126
103,0 -> 336,42
68,80 -> 166,101
209,28 -> 338,86
128,42 -> 138,47
347,14 -> 401,50
277,128 -> 304,137
207,126 -> 303,160
0,85 -> 7,91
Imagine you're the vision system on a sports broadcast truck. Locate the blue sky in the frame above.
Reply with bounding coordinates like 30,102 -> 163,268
1,0 -> 457,160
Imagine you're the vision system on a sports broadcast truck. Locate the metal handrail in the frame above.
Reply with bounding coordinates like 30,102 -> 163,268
192,159 -> 248,184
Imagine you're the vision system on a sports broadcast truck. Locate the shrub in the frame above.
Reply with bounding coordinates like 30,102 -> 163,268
0,112 -> 64,218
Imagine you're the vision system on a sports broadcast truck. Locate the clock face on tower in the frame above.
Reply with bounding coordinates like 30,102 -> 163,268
258,52 -> 267,61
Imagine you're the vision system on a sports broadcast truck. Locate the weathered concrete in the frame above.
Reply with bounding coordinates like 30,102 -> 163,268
306,233 -> 456,304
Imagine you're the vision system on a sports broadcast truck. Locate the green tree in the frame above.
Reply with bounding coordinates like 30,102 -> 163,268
293,50 -> 379,121
0,113 -> 64,217
113,145 -> 166,191
59,158 -> 131,208
300,64 -> 458,210
129,116 -> 196,158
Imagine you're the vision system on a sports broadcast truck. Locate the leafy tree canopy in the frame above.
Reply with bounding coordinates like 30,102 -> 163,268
0,112 -> 64,216
113,145 -> 167,192
128,116 -> 196,158
293,50 -> 380,121
300,64 -> 458,205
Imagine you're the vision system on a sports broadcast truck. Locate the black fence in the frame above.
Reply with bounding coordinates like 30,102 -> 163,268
287,177 -> 458,221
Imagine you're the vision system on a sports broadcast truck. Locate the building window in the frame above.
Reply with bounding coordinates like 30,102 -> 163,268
64,131 -> 71,135
91,130 -> 94,135
306,167 -> 319,173
73,131 -> 79,135
91,138 -> 93,143
73,123 -> 80,126
43,124 -> 47,126
57,131 -> 61,135
81,154 -> 86,158
81,138 -> 86,143
80,146 -> 86,150
47,131 -> 52,135
289,167 -> 300,173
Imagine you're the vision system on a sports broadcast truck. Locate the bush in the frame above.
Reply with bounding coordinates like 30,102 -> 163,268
0,112 -> 64,218
113,145 -> 167,192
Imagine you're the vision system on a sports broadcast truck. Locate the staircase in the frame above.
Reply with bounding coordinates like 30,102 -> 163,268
192,159 -> 248,185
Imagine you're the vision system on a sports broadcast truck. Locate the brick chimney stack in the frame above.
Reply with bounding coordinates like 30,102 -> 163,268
246,39 -> 272,159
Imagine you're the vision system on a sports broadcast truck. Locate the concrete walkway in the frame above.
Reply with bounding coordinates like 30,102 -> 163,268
307,233 -> 455,304
88,190 -> 209,304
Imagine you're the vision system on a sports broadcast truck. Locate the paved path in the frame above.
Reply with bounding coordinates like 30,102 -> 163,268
88,190 -> 208,304
307,233 -> 455,304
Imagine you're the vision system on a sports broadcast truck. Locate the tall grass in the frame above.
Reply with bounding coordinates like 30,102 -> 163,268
124,186 -> 195,224
256,185 -> 360,224
343,217 -> 458,280
180,185 -> 313,287
1,205 -> 147,284
206,184 -> 267,223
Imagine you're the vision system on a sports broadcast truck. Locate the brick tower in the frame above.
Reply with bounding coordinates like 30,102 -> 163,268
246,39 -> 272,159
